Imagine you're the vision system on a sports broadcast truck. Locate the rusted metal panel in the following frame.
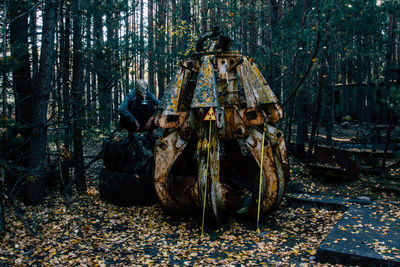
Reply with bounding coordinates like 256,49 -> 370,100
310,145 -> 360,180
155,111 -> 189,129
156,68 -> 190,129
160,68 -> 187,111
191,56 -> 219,108
237,58 -> 278,106
153,130 -> 189,212
238,107 -> 265,126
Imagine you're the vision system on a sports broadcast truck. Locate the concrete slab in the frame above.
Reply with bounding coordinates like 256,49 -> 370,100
317,205 -> 400,266
286,193 -> 372,211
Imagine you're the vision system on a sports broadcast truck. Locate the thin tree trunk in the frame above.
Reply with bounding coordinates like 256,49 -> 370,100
148,0 -> 155,91
94,0 -> 111,130
171,0 -> 177,61
139,0 -> 144,78
157,0 -> 166,98
124,13 -> 130,94
2,1 -> 7,118
240,0 -> 248,54
286,99 -> 295,145
201,0 -> 207,33
85,12 -> 92,127
72,0 -> 86,194
249,0 -> 257,55
105,0 -> 117,121
60,1 -> 72,160
296,91 -> 309,145
308,62 -> 325,158
27,0 -> 58,204
341,59 -> 348,116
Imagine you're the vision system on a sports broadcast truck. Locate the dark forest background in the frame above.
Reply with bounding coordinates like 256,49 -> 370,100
0,0 -> 399,204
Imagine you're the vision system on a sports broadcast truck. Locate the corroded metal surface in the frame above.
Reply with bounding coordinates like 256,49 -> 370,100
191,56 -> 219,108
154,31 -> 289,222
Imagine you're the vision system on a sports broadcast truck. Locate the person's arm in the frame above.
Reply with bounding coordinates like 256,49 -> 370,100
118,90 -> 137,123
147,91 -> 161,106
147,91 -> 161,117
144,91 -> 160,129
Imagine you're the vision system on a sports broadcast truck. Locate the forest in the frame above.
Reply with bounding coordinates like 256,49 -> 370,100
0,0 -> 400,265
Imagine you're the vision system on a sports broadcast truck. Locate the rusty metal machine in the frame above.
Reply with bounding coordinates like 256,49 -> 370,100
154,27 -> 289,223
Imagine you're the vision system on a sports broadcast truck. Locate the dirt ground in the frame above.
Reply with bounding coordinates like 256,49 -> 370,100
1,124 -> 399,266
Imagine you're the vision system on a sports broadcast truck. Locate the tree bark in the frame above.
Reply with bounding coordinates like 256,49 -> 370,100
29,8 -> 38,81
308,61 -> 326,158
85,10 -> 93,127
240,0 -> 248,54
148,0 -> 155,91
139,0 -> 144,78
60,0 -> 72,163
2,1 -> 7,118
105,0 -> 117,121
94,0 -> 111,130
9,0 -> 33,125
201,0 -> 208,33
156,0 -> 166,98
26,0 -> 58,204
249,0 -> 257,55
72,0 -> 86,194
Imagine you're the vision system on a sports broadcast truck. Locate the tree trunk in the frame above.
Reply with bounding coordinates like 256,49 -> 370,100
9,0 -> 33,125
171,0 -> 177,62
139,0 -> 145,79
94,0 -> 111,130
296,91 -> 309,145
201,0 -> 208,33
249,0 -> 257,55
266,0 -> 280,82
72,0 -> 86,194
60,1 -> 72,172
124,13 -> 130,94
26,0 -> 58,204
240,0 -> 248,54
30,8 -> 38,81
383,12 -> 397,123
148,0 -> 155,91
105,0 -> 117,122
156,0 -> 166,98
341,59 -> 348,116
113,13 -> 121,121
2,1 -> 7,118
85,10 -> 93,127
308,63 -> 325,158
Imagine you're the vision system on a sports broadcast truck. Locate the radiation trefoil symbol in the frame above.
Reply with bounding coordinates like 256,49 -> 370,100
203,107 -> 217,121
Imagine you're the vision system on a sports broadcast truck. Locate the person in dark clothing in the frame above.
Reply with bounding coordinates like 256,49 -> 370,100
118,80 -> 160,143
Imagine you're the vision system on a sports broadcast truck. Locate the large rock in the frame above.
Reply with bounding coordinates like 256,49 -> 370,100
98,169 -> 157,206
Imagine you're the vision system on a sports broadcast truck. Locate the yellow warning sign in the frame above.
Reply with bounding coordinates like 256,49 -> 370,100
203,107 -> 217,121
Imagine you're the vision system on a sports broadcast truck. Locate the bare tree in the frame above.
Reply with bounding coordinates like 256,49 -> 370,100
26,0 -> 58,204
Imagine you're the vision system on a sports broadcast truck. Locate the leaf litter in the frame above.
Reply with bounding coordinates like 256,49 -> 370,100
1,153 -> 399,266
1,186 -> 344,266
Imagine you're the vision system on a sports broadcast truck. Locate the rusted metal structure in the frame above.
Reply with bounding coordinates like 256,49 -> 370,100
153,28 -> 289,223
309,145 -> 360,181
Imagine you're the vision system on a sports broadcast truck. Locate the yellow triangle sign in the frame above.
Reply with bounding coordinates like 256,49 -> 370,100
203,107 -> 217,121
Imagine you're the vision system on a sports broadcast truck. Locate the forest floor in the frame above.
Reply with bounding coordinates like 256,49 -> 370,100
1,124 -> 399,266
